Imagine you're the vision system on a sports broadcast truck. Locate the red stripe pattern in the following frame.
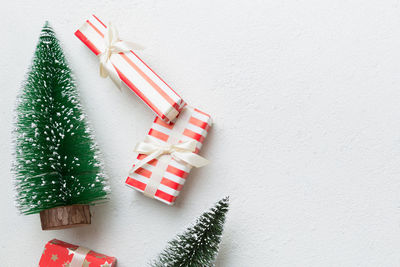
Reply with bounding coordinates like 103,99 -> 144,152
75,15 -> 186,123
125,107 -> 212,205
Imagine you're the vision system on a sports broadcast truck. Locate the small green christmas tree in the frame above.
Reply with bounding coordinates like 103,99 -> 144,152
152,197 -> 230,267
13,22 -> 109,229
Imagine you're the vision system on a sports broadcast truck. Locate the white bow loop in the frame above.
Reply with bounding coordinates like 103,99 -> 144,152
98,22 -> 143,88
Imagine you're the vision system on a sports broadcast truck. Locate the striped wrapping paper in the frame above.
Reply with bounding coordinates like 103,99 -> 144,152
75,14 -> 186,123
126,106 -> 212,205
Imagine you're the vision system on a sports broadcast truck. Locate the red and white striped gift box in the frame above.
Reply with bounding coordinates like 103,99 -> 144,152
126,106 -> 212,205
75,14 -> 186,123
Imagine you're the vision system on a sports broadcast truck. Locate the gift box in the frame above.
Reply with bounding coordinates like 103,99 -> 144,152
39,239 -> 116,267
126,106 -> 212,205
75,14 -> 186,123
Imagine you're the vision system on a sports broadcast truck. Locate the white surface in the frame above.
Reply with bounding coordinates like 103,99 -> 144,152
1,1 -> 400,266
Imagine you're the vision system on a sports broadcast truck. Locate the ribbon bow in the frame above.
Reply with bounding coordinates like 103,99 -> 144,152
98,22 -> 143,88
130,139 -> 209,175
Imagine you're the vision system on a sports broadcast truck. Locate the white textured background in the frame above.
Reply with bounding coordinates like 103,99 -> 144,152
1,0 -> 400,266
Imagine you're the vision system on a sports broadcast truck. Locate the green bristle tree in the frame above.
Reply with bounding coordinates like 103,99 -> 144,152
13,22 -> 109,229
152,197 -> 230,267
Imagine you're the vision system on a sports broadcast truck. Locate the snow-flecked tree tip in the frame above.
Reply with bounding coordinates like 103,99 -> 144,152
152,196 -> 230,267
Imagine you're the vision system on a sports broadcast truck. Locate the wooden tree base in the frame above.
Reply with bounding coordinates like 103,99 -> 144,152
40,204 -> 91,230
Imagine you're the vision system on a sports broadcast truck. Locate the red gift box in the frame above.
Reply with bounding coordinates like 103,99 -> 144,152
126,106 -> 212,205
75,14 -> 186,123
39,239 -> 116,267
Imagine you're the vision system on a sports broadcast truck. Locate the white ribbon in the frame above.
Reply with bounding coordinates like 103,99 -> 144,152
98,22 -> 143,88
69,246 -> 91,267
130,139 -> 209,174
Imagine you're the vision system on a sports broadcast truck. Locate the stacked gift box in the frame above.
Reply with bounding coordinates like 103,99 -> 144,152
75,15 -> 212,205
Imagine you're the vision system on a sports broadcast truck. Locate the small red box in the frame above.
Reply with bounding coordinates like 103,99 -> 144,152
39,239 -> 116,267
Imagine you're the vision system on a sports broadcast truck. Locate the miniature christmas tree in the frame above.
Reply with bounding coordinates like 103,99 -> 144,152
13,22 -> 109,230
152,197 -> 230,267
